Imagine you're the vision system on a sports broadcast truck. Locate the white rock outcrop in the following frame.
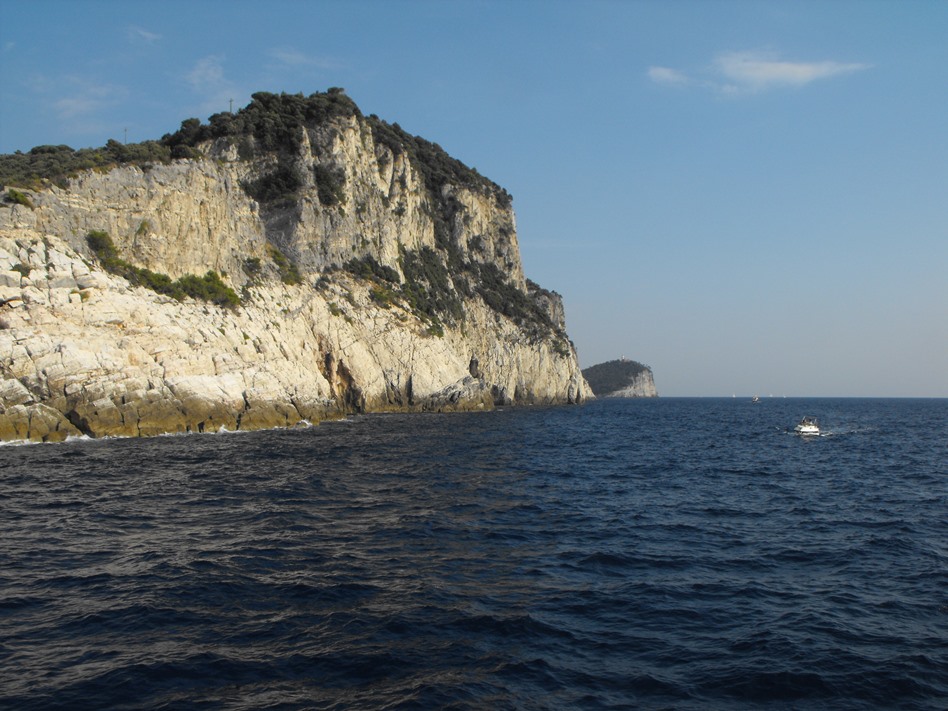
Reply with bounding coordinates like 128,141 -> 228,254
602,371 -> 658,398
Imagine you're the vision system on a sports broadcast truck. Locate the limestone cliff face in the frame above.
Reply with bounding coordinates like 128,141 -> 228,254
601,371 -> 658,398
0,93 -> 589,441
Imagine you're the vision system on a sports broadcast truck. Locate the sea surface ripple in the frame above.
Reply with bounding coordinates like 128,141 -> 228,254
1,398 -> 946,709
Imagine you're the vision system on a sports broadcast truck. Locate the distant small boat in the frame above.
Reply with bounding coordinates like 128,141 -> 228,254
752,395 -> 760,403
794,416 -> 820,435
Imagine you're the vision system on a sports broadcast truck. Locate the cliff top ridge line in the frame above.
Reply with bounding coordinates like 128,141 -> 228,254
1,89 -> 509,205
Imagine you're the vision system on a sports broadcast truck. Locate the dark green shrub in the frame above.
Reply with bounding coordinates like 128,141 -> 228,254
243,165 -> 302,203
170,145 -> 202,160
243,257 -> 262,278
173,271 -> 241,307
344,255 -> 400,284
313,163 -> 346,206
4,189 -> 33,209
127,267 -> 173,291
104,138 -> 173,164
86,230 -> 120,265
267,244 -> 302,285
161,118 -> 206,150
369,284 -> 397,308
400,247 -> 463,325
11,263 -> 30,277
552,340 -> 571,357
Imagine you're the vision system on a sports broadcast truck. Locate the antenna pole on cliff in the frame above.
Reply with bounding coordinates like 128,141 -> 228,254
229,98 -> 234,113
124,128 -> 127,144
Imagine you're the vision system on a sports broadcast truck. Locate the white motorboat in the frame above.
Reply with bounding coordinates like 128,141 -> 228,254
794,416 -> 820,435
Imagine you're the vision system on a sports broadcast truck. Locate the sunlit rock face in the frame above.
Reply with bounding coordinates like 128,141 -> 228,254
0,92 -> 588,441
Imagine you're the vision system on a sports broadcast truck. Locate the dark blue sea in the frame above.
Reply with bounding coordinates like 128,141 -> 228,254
1,398 -> 946,710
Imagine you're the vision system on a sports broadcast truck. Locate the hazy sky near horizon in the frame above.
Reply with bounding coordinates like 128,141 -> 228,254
2,0 -> 945,397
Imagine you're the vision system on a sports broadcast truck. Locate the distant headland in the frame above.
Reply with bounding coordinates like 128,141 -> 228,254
581,358 -> 658,398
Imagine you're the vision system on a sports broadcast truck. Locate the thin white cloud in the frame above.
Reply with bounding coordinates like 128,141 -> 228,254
54,96 -> 101,118
713,51 -> 871,92
648,50 -> 871,95
647,66 -> 690,87
53,80 -> 126,119
184,56 -> 242,116
187,55 -> 228,92
127,26 -> 162,44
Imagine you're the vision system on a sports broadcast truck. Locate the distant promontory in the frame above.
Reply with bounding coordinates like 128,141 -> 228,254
582,358 -> 657,398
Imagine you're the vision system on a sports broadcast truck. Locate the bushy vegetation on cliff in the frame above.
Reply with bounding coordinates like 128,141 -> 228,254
3,188 -> 34,208
86,230 -> 240,307
0,141 -> 172,191
341,247 -> 563,344
0,90 -> 360,190
340,251 -> 458,336
164,88 -> 360,154
0,89 -> 508,207
581,359 -> 651,396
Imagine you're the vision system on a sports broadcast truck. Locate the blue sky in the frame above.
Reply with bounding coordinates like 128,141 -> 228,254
2,0 -> 946,396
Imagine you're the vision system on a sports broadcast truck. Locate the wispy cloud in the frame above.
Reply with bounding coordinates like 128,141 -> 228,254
714,51 -> 870,93
648,50 -> 871,95
52,80 -> 127,119
647,66 -> 690,87
187,55 -> 228,92
54,96 -> 102,119
127,26 -> 162,44
185,55 -> 241,116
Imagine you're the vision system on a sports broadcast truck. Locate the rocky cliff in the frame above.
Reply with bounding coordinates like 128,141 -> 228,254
582,358 -> 658,398
0,91 -> 589,442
